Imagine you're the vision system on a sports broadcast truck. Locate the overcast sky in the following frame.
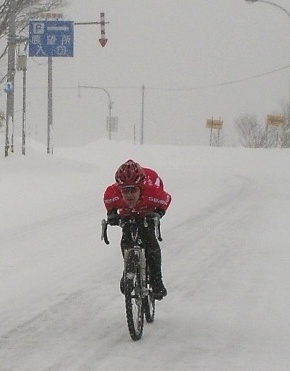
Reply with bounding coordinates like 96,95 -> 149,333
7,0 -> 290,146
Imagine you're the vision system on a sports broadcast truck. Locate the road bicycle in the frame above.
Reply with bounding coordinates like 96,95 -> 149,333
101,214 -> 162,341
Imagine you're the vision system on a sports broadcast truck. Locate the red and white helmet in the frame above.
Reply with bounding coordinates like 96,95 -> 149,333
115,159 -> 145,187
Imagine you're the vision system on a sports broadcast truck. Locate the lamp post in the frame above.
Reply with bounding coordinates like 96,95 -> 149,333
245,0 -> 290,19
245,0 -> 290,142
78,84 -> 113,140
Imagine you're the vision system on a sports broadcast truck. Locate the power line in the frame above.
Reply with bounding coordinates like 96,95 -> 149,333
6,62 -> 290,92
146,64 -> 290,91
82,63 -> 290,92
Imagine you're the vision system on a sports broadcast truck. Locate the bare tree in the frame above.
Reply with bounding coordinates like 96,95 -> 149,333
278,100 -> 290,148
0,0 -> 68,63
235,114 -> 275,148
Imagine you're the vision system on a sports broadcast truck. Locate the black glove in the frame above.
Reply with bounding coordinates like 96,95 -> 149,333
107,210 -> 120,226
155,208 -> 165,218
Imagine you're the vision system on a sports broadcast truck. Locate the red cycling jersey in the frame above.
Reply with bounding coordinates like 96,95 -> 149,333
104,181 -> 171,217
143,168 -> 164,189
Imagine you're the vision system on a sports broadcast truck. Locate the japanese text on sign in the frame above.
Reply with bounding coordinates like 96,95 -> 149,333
29,20 -> 74,57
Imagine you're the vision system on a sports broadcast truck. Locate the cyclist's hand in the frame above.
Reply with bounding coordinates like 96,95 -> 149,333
155,208 -> 165,219
146,211 -> 162,224
107,213 -> 120,226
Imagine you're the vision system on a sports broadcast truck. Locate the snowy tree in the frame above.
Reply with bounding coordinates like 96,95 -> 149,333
278,101 -> 290,148
235,114 -> 276,148
0,0 -> 68,81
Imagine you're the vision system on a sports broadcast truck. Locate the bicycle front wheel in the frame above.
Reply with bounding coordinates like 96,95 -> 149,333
124,250 -> 144,341
143,265 -> 155,323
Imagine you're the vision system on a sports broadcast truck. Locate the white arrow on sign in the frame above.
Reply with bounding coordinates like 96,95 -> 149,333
47,26 -> 70,31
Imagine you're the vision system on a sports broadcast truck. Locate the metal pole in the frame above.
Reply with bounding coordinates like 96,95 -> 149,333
5,0 -> 16,157
141,85 -> 145,144
47,56 -> 53,154
289,75 -> 290,128
108,98 -> 112,140
209,117 -> 213,146
78,85 -> 112,140
255,0 -> 290,19
209,128 -> 213,146
22,66 -> 27,155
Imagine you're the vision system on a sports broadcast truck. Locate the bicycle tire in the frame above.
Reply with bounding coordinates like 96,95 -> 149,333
143,266 -> 155,323
124,250 -> 144,341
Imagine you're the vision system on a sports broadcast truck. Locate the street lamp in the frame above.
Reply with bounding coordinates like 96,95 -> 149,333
78,84 -> 113,140
245,0 -> 290,133
245,0 -> 290,19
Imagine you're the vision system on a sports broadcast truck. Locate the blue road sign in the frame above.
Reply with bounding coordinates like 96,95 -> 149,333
29,20 -> 74,57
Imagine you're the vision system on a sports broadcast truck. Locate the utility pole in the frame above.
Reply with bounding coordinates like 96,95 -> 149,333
17,43 -> 28,155
5,0 -> 17,157
22,60 -> 27,155
47,56 -> 53,154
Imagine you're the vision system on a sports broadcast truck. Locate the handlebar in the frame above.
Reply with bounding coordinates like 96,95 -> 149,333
101,214 -> 163,245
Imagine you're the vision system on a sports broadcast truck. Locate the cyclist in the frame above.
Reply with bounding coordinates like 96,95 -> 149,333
103,159 -> 171,300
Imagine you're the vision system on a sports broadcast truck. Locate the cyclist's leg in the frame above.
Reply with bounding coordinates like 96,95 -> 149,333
120,225 -> 134,294
140,224 -> 167,299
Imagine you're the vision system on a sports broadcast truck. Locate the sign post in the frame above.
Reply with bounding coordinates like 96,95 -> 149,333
206,118 -> 223,146
29,17 -> 74,153
266,114 -> 286,147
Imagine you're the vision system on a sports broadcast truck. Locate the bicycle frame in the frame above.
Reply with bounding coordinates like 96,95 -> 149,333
122,219 -> 148,298
101,214 -> 161,340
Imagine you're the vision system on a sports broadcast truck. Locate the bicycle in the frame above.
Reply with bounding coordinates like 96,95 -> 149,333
101,214 -> 162,341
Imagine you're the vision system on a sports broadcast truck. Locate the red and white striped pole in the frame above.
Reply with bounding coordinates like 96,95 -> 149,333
99,12 -> 108,47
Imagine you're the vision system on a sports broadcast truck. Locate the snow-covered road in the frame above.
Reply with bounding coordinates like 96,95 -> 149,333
1,140 -> 290,370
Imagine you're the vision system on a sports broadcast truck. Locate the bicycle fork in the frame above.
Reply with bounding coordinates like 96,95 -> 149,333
123,247 -> 148,298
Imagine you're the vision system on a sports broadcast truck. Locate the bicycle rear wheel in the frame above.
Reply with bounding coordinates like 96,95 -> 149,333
124,250 -> 144,341
143,266 -> 155,323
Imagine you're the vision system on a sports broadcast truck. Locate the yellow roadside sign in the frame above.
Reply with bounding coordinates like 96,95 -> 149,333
206,119 -> 223,129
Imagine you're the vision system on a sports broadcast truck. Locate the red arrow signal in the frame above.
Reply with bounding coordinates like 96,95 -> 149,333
99,38 -> 108,47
